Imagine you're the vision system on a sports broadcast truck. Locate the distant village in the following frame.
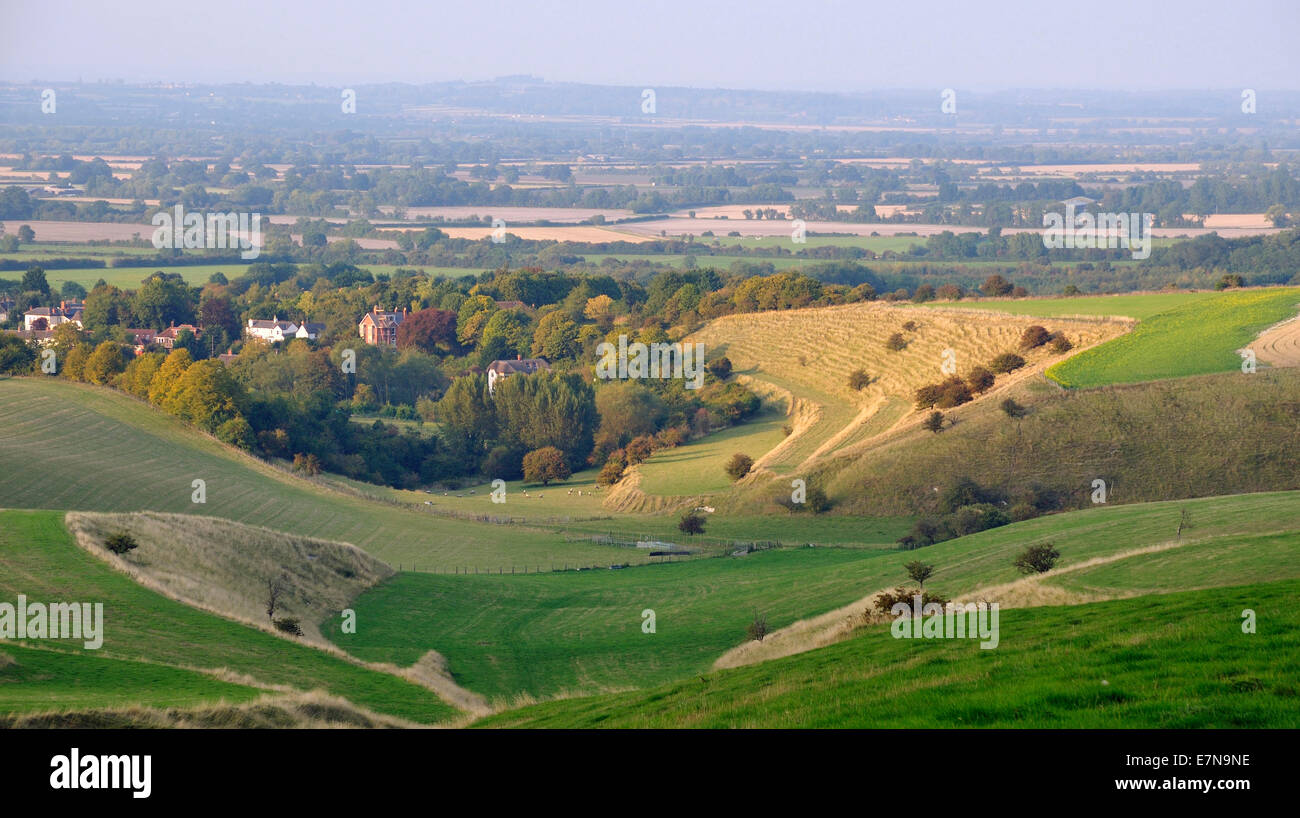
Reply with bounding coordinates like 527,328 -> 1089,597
1,297 -> 548,387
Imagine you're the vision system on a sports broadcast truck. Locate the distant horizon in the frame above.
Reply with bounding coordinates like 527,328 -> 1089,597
3,0 -> 1298,92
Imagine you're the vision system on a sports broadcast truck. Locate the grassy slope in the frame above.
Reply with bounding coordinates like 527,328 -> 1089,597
817,368 -> 1300,516
477,580 -> 1300,728
0,643 -> 261,714
326,490 -> 1300,703
0,377 -> 651,570
0,510 -> 456,722
637,405 -> 791,495
1046,288 -> 1300,387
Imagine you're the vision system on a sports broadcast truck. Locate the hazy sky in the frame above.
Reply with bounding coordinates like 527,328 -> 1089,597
3,0 -> 1298,91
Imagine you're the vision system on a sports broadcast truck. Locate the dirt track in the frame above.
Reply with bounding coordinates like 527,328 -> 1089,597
1253,314 -> 1300,368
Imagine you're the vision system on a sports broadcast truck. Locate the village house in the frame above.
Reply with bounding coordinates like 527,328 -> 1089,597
122,328 -> 157,355
358,305 -> 407,346
486,355 -> 550,395
23,300 -> 84,331
246,316 -> 300,343
0,297 -> 14,323
155,323 -> 201,350
295,322 -> 326,341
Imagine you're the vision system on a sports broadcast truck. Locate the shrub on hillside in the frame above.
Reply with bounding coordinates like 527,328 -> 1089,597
1000,397 -> 1028,418
725,453 -> 754,481
746,613 -> 769,642
105,532 -> 139,555
1048,333 -> 1074,354
916,376 -> 971,409
885,332 -> 907,351
949,503 -> 1010,537
777,485 -> 831,513
922,411 -> 944,433
624,435 -> 656,465
522,446 -> 571,485
292,453 -> 321,476
848,369 -> 871,390
655,426 -> 687,448
989,352 -> 1026,374
1020,325 -> 1051,350
1014,543 -> 1061,574
966,365 -> 995,393
706,357 -> 732,380
596,456 -> 625,487
273,617 -> 304,637
871,586 -> 950,617
940,477 -> 1001,513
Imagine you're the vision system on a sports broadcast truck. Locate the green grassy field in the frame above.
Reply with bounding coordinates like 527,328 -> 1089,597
0,378 -> 649,570
327,490 -> 1300,703
476,579 -> 1300,728
0,642 -> 262,714
1044,288 -> 1300,387
327,546 -> 895,702
0,510 -> 456,722
637,405 -> 791,495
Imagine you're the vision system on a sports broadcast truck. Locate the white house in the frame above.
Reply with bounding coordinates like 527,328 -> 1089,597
23,301 -> 83,331
246,316 -> 300,342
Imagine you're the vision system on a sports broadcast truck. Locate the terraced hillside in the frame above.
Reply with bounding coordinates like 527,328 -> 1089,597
682,301 -> 1126,478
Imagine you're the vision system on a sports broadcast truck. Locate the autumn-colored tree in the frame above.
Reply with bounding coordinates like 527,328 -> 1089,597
522,446 -> 571,485
396,308 -> 458,353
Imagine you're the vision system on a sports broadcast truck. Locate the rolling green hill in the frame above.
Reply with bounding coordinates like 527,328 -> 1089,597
0,510 -> 456,723
327,489 -> 1300,702
476,579 -> 1300,728
0,378 -> 649,570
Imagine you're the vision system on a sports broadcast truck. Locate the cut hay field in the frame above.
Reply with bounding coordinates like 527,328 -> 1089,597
476,579 -> 1300,728
1044,288 -> 1300,387
913,290 -> 1217,321
0,510 -> 456,723
683,301 -> 1125,477
332,489 -> 1300,705
0,378 -> 651,570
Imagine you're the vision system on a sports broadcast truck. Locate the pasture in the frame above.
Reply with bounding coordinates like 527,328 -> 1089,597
476,579 -> 1300,728
328,489 -> 1300,703
1044,288 -> 1300,387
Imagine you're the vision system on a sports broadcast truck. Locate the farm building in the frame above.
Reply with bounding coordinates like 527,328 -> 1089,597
487,355 -> 550,395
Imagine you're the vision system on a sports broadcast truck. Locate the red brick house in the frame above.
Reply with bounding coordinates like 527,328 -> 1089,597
358,305 -> 407,346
